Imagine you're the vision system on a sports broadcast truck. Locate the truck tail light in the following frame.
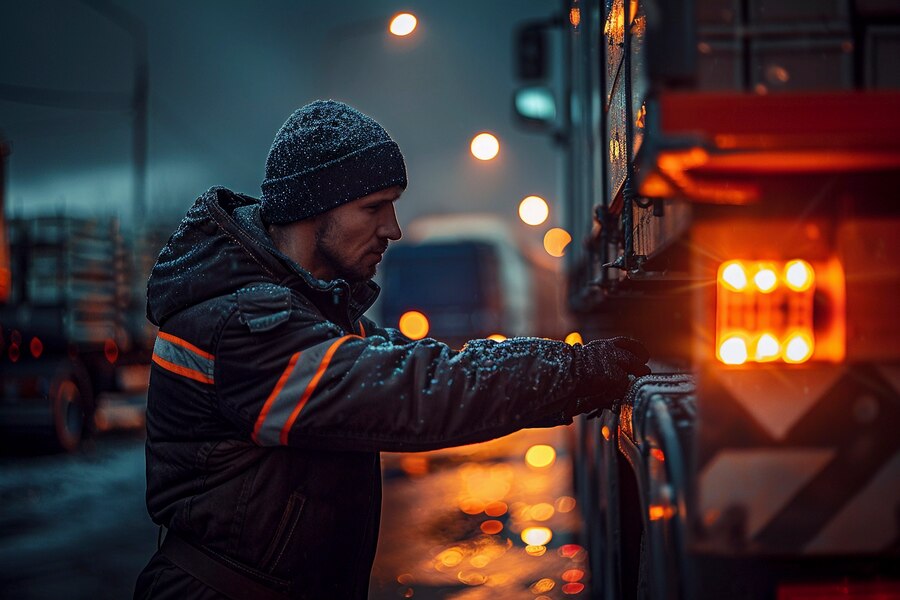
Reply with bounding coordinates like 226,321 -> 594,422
716,258 -> 844,365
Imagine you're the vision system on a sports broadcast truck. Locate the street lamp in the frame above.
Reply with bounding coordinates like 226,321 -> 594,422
389,13 -> 418,36
470,132 -> 500,161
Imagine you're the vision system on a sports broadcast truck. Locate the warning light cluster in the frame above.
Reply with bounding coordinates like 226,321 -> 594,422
716,259 -> 818,366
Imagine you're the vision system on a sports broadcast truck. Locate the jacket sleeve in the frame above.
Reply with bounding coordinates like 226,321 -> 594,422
215,295 -> 578,452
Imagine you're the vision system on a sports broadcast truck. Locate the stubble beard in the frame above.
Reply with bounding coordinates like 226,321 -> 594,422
314,214 -> 376,283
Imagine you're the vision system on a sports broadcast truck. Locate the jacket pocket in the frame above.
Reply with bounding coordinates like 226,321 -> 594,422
260,490 -> 306,573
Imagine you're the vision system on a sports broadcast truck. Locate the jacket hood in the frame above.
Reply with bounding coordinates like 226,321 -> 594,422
146,186 -> 379,327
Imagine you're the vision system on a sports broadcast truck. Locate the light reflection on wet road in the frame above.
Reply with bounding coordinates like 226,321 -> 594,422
0,426 -> 589,599
370,426 -> 590,599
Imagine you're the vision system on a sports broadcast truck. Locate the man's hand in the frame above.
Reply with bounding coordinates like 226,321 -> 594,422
568,337 -> 651,414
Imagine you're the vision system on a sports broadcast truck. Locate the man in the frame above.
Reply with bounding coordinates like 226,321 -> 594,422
134,100 -> 649,599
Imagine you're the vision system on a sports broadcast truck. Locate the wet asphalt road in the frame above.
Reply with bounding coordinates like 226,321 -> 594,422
0,433 -> 158,599
0,427 -> 589,599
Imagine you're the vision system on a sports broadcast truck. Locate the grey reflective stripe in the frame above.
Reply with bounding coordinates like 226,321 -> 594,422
255,337 -> 346,446
153,335 -> 215,383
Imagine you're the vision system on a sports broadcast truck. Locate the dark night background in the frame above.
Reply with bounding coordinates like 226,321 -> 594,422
1,0 -> 560,229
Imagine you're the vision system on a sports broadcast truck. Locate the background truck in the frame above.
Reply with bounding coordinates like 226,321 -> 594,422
514,0 -> 900,597
378,213 -> 570,348
0,140 -> 164,451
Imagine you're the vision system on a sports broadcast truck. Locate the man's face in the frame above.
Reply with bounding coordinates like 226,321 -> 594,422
313,186 -> 403,283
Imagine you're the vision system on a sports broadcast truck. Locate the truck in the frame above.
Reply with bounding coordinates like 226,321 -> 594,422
378,213 -> 570,348
513,0 -> 900,598
0,140 -> 162,451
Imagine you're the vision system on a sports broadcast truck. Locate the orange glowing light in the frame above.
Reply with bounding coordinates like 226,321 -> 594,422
389,13 -> 417,36
562,569 -> 585,582
649,505 -> 666,521
718,336 -> 748,365
480,520 -> 504,535
399,311 -> 429,340
525,544 -> 548,557
558,544 -> 585,559
785,259 -> 814,292
529,502 -> 555,521
601,425 -> 611,440
754,267 -> 778,293
437,548 -> 464,567
720,261 -> 748,292
784,333 -> 814,364
755,333 -> 781,361
522,526 -> 553,546
562,582 -> 586,595
487,334 -> 507,342
565,332 -> 583,345
715,258 -> 842,365
30,337 -> 43,358
459,498 -> 485,515
556,496 -> 577,512
543,228 -> 572,257
469,554 -> 491,568
484,501 -> 508,517
530,579 -> 556,593
650,448 -> 665,462
457,571 -> 487,586
569,7 -> 581,27
525,444 -> 556,468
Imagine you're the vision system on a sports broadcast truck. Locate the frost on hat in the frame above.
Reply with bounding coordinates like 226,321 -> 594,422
260,100 -> 408,224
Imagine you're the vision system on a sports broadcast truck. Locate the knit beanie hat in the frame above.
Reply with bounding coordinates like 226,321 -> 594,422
260,100 -> 408,224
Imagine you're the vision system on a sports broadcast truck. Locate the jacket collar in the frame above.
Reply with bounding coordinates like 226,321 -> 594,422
230,201 -> 380,322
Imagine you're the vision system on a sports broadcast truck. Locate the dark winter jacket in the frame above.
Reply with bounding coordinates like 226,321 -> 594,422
134,187 -> 583,599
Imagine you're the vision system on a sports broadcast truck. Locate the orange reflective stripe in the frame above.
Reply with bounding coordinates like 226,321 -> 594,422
252,352 -> 301,444
279,335 -> 355,445
157,330 -> 214,360
152,352 -> 214,384
358,321 -> 366,337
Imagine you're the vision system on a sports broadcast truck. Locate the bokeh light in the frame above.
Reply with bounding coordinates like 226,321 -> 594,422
399,310 -> 429,340
784,333 -> 813,363
487,334 -> 507,342
719,336 -> 748,365
720,262 -> 748,291
518,195 -> 549,226
525,444 -> 556,468
543,228 -> 572,257
521,526 -> 553,546
755,333 -> 780,361
389,13 -> 417,36
564,332 -> 583,345
754,268 -> 778,293
785,259 -> 814,292
470,133 -> 500,160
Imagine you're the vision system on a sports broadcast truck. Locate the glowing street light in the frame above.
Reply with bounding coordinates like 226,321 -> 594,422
518,195 -> 549,226
470,133 -> 500,161
389,13 -> 417,36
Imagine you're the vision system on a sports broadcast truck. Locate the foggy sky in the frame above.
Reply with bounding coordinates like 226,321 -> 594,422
1,0 -> 561,230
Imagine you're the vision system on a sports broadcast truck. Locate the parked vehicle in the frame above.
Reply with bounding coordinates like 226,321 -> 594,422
0,141 -> 163,451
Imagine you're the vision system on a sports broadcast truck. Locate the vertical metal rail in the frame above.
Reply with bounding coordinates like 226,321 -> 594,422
621,0 -> 637,272
593,0 -> 612,290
